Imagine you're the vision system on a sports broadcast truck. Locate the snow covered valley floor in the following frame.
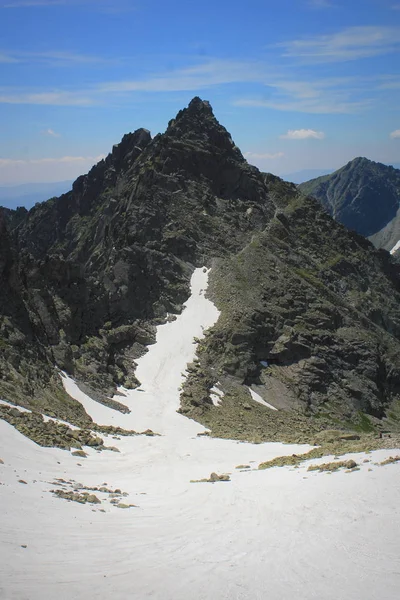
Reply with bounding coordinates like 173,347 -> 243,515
1,268 -> 400,600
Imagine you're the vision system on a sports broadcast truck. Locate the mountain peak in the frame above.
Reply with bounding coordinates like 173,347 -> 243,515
299,156 -> 400,238
187,95 -> 213,114
166,97 -> 243,158
172,96 -> 214,125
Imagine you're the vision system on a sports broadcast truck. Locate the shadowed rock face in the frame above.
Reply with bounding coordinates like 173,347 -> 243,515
1,98 -> 400,435
299,157 -> 400,239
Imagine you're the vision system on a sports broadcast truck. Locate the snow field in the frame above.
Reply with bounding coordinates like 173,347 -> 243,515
1,268 -> 400,600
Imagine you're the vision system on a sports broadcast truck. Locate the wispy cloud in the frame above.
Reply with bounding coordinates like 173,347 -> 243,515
0,59 -> 391,116
280,129 -> 325,140
98,60 -> 265,93
234,72 -> 380,114
0,49 -> 118,66
390,129 -> 400,139
378,76 -> 400,90
42,128 -> 60,137
391,4 -> 400,9
235,97 -> 371,114
0,90 -> 94,106
0,155 -> 105,166
0,59 -> 267,106
279,26 -> 400,63
0,52 -> 19,63
244,151 -> 284,159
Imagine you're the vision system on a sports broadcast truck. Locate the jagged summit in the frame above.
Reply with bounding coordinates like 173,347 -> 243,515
169,96 -> 215,128
180,96 -> 213,116
165,97 -> 244,159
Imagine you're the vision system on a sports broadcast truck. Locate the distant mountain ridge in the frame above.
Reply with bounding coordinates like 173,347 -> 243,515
0,181 -> 73,210
282,168 -> 335,184
299,158 -> 400,243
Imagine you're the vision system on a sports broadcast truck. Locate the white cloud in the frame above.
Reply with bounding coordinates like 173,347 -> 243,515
391,4 -> 400,9
390,130 -> 400,139
279,26 -> 400,63
244,152 -> 284,160
42,128 -> 60,137
280,129 -> 325,140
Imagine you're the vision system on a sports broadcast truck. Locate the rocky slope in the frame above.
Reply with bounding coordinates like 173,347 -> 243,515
369,207 -> 400,253
299,158 -> 400,242
182,178 -> 400,436
1,99 -> 400,438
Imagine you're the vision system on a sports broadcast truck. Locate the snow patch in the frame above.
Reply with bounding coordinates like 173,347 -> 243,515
249,387 -> 278,411
390,239 -> 400,254
210,384 -> 224,406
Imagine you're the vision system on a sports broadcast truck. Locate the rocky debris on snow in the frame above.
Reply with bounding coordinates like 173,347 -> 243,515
0,403 -> 160,449
0,405 -> 103,450
71,450 -> 88,458
379,455 -> 400,466
258,429 -> 400,471
191,472 -> 231,483
308,459 -> 358,473
92,424 -> 138,436
52,489 -> 101,504
48,478 -> 132,507
141,429 -> 159,436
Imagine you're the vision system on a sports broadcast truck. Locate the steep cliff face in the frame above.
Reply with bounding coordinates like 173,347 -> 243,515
0,210 -> 90,422
299,158 -> 400,239
1,99 -> 400,436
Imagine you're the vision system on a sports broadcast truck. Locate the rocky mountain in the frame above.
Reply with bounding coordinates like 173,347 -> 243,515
1,98 -> 400,438
299,158 -> 400,243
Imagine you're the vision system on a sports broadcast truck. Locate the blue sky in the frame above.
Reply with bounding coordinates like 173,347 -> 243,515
0,0 -> 399,184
